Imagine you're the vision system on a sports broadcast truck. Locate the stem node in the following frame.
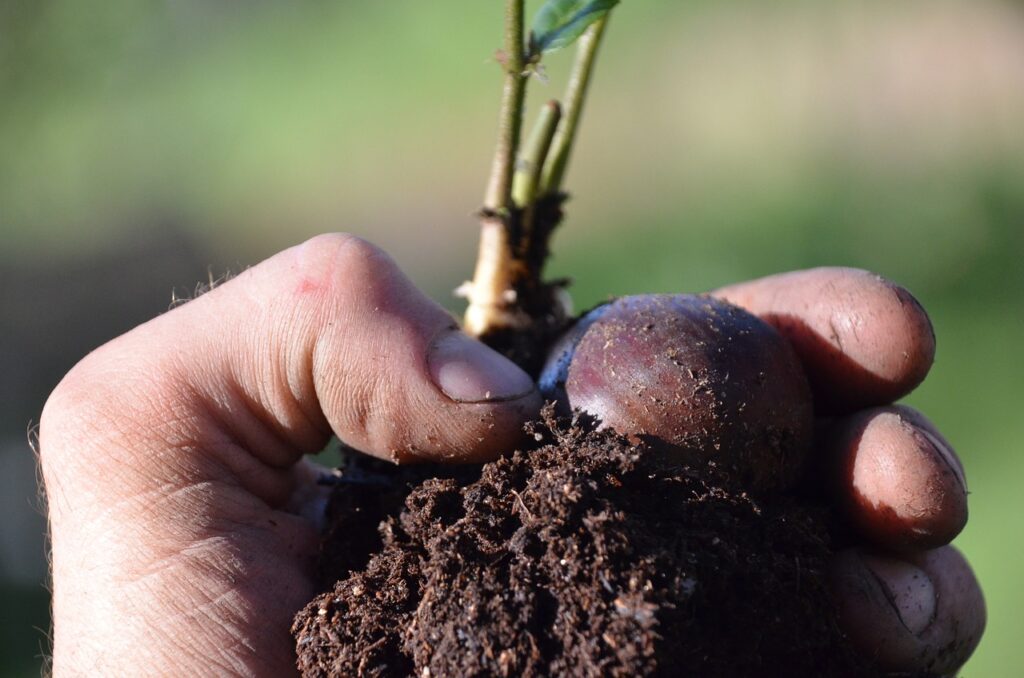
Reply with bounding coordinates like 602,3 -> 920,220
463,5 -> 613,371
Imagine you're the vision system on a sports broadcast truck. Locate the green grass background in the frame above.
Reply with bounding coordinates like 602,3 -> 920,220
2,0 -> 1022,674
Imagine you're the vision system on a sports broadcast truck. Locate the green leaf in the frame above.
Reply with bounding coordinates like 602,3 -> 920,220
530,0 -> 618,54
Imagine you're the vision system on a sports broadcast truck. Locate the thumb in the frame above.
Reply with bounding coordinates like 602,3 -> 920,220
40,234 -> 543,675
196,233 -> 542,467
48,234 -> 540,504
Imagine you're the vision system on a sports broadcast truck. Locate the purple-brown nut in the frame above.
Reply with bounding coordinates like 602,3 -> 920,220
540,295 -> 814,491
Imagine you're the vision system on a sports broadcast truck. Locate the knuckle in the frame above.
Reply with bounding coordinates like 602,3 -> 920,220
39,353 -> 115,469
299,232 -> 366,261
42,353 -> 104,431
330,235 -> 399,294
40,342 -> 187,468
300,233 -> 392,281
292,233 -> 406,311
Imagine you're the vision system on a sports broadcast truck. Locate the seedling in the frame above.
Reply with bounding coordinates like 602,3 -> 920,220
458,1 -> 812,488
292,4 -> 983,676
459,0 -> 617,371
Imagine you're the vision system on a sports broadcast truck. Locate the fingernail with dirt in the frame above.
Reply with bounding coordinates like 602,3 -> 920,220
919,427 -> 968,494
428,331 -> 536,403
861,553 -> 937,635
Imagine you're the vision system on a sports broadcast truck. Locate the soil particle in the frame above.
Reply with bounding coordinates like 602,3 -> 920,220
293,408 -> 887,677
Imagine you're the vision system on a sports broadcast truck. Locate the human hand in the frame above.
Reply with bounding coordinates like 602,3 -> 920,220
40,236 -> 983,676
716,269 -> 985,675
40,234 -> 543,675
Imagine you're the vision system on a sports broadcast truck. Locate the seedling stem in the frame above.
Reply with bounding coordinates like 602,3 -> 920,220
463,3 -> 613,346
541,17 -> 609,196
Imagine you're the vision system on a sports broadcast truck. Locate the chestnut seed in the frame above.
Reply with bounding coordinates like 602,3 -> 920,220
540,294 -> 814,491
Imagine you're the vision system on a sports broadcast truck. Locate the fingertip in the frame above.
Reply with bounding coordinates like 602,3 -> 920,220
418,328 -> 541,462
222,233 -> 542,468
826,406 -> 968,551
830,546 -> 985,675
427,330 -> 538,405
713,268 -> 935,412
320,329 -> 541,466
432,388 -> 544,465
829,549 -> 930,671
370,327 -> 542,465
285,237 -> 540,464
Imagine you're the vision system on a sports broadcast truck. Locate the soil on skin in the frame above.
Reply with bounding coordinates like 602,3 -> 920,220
292,408 -> 884,677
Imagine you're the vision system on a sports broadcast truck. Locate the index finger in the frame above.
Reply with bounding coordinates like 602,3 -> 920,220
712,268 -> 935,413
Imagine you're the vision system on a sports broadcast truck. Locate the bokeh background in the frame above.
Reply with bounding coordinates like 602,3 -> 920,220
2,0 -> 1022,675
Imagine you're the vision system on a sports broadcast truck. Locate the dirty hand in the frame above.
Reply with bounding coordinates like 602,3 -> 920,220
40,235 -> 982,676
716,269 -> 985,675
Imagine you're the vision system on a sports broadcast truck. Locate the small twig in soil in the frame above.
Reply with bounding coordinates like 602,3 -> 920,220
510,488 -> 534,519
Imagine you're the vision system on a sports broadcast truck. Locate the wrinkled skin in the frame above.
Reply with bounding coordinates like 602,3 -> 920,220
39,239 -> 983,676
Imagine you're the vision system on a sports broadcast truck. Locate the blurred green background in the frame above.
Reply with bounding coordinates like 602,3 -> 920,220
2,0 -> 1021,675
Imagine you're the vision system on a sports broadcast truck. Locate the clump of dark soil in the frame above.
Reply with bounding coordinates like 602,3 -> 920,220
293,409 -> 884,677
